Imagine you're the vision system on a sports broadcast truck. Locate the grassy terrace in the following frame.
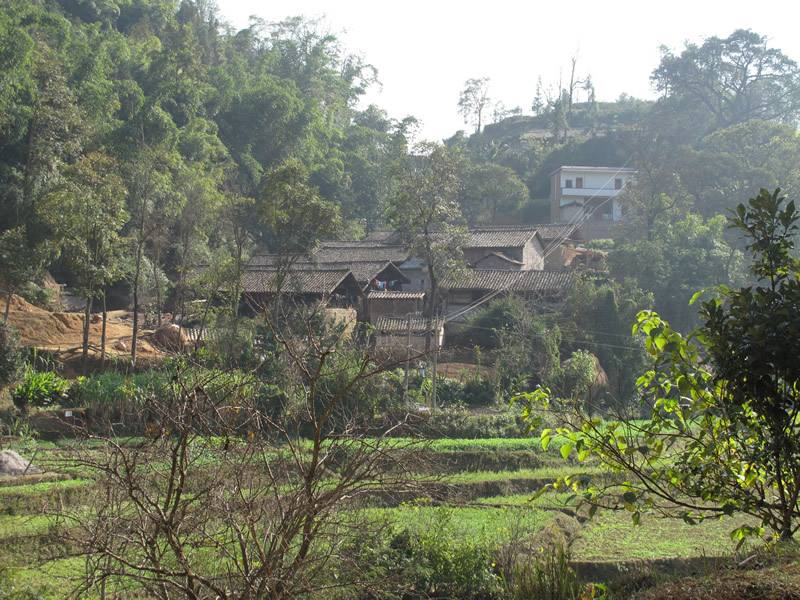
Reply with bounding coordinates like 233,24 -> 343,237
0,432 -> 754,597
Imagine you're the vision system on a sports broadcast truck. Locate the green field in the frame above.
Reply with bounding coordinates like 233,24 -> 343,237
0,433 -> 759,598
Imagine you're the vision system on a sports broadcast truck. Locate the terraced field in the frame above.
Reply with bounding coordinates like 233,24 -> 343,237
0,435 -> 752,598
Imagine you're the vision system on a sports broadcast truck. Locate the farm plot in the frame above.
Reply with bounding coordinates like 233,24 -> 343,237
0,434 -> 763,597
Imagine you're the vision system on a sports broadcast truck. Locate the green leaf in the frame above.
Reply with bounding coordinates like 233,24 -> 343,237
689,290 -> 705,305
559,443 -> 573,460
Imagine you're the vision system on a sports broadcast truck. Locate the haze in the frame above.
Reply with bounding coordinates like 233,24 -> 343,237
223,0 -> 800,140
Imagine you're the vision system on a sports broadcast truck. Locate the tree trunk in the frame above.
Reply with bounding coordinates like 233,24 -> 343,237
100,291 -> 108,365
131,241 -> 143,367
81,295 -> 93,375
424,265 -> 437,353
153,247 -> 162,328
3,289 -> 11,324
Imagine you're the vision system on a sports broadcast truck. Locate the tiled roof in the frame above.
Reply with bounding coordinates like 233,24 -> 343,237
363,231 -> 400,243
373,316 -> 443,334
471,251 -> 524,267
367,290 -> 425,300
246,257 -> 408,286
465,228 -> 538,248
315,242 -> 410,263
442,269 -> 573,293
242,269 -> 358,295
532,224 -> 578,242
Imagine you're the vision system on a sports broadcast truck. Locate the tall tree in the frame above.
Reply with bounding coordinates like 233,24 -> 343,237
40,152 -> 128,371
652,29 -> 800,131
459,162 -> 528,224
386,142 -> 468,338
458,78 -> 491,134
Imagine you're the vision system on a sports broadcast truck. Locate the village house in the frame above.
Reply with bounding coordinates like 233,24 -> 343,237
241,267 -> 364,314
366,290 -> 425,322
549,166 -> 637,240
440,269 -> 574,321
371,315 -> 445,358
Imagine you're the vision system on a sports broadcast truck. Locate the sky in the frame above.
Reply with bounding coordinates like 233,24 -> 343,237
220,0 -> 800,141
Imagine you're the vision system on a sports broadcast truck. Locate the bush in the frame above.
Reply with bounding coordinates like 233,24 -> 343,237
506,546 -> 594,600
0,325 -> 25,388
12,367 -> 70,411
461,377 -> 496,406
66,371 -> 168,408
359,510 -> 503,599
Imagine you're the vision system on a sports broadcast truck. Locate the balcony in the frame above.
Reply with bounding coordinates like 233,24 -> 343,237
560,186 -> 621,198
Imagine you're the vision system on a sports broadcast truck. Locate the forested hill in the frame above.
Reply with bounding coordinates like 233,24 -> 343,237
1,2 -> 800,334
0,0 -> 416,236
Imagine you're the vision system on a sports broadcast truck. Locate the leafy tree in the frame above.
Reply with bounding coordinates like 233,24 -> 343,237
386,142 -> 468,329
257,157 -> 342,260
458,77 -> 491,134
40,152 -> 128,370
680,120 -> 800,217
560,276 -> 652,408
124,145 -> 182,366
0,226 -> 51,323
609,212 -> 743,331
0,324 -> 25,388
523,188 -> 800,542
652,29 -> 800,131
459,162 -> 528,224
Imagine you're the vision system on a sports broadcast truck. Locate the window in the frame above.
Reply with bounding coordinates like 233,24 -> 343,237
576,177 -> 583,188
614,178 -> 623,190
565,179 -> 573,189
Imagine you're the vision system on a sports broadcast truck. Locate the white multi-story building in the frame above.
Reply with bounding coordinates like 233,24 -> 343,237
549,166 -> 637,239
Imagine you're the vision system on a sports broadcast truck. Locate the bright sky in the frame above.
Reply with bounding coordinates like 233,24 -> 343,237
221,0 -> 800,141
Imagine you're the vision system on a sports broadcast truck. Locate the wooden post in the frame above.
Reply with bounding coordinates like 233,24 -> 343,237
403,313 -> 412,407
430,315 -> 438,411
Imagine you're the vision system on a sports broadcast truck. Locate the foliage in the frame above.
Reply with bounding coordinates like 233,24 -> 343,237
561,275 -> 652,409
372,509 -> 504,599
461,376 -> 496,407
386,142 -> 468,317
0,325 -> 25,388
506,546 -> 592,600
458,77 -> 492,134
11,367 -> 70,411
652,29 -> 800,132
411,407 -> 527,439
66,371 -> 168,409
609,213 -> 741,332
520,189 -> 800,542
491,298 -> 562,394
458,162 -> 528,224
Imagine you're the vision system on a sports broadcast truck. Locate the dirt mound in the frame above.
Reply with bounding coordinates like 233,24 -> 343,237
152,323 -> 188,351
0,294 -> 48,314
0,450 -> 42,476
0,293 -> 163,358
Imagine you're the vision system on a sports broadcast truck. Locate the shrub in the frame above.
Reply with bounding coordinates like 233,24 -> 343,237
67,371 -> 168,408
461,376 -> 496,406
12,368 -> 70,411
506,546 -> 601,600
0,325 -> 25,388
362,510 -> 503,599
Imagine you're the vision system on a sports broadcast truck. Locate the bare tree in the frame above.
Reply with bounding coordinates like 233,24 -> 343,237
458,77 -> 491,134
57,307 -> 426,599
